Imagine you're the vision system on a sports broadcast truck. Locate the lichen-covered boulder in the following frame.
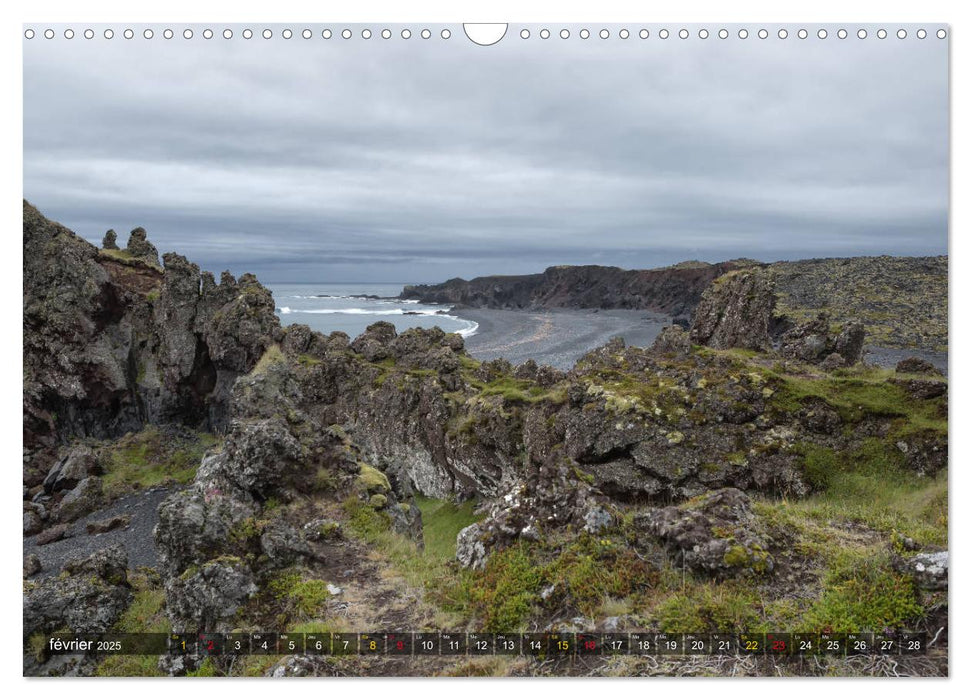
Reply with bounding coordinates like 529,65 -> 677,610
778,314 -> 865,366
164,558 -> 257,633
24,508 -> 44,536
893,550 -> 947,590
456,523 -> 488,569
214,418 -> 303,498
101,229 -> 118,250
637,488 -> 775,577
23,546 -> 132,638
43,445 -> 99,494
154,476 -> 258,577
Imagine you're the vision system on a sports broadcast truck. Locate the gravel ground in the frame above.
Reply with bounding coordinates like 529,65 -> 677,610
459,308 -> 948,376
864,345 -> 948,376
24,486 -> 173,580
460,308 -> 670,370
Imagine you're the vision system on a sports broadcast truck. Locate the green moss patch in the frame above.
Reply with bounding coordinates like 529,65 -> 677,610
414,496 -> 480,560
101,427 -> 218,496
803,553 -> 923,632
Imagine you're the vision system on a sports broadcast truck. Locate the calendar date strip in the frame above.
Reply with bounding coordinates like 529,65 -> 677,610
39,631 -> 931,657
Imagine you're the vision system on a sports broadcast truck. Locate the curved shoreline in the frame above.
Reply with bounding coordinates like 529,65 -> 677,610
457,307 -> 671,370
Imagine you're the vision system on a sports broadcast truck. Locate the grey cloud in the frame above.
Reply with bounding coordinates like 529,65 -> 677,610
24,24 -> 948,283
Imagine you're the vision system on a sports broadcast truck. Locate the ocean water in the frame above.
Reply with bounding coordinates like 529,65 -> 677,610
268,283 -> 478,340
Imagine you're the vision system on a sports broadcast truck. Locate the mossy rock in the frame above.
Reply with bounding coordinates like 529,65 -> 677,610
356,463 -> 391,494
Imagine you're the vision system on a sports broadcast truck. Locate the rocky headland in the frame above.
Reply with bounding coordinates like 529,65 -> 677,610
23,202 -> 947,677
400,256 -> 948,356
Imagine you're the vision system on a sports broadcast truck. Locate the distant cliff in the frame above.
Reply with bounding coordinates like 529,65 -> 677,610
401,255 -> 948,352
400,261 -> 758,317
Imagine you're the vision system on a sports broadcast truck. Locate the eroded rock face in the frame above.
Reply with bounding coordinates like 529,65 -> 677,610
23,546 -> 132,638
689,269 -> 776,351
636,488 -> 775,578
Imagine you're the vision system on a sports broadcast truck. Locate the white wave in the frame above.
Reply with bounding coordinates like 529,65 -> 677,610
456,320 -> 479,338
287,307 -> 445,316
278,304 -> 476,336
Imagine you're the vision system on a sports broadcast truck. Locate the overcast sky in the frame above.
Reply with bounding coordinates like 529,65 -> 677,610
24,24 -> 948,283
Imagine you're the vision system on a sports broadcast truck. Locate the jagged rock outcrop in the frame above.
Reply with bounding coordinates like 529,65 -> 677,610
23,201 -> 281,482
689,268 -> 776,351
102,229 -> 118,250
125,227 -> 160,266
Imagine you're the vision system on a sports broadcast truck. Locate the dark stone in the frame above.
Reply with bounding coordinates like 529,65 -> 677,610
54,476 -> 103,522
24,554 -> 42,578
35,523 -> 70,545
125,227 -> 160,266
86,514 -> 132,535
895,357 -> 943,376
